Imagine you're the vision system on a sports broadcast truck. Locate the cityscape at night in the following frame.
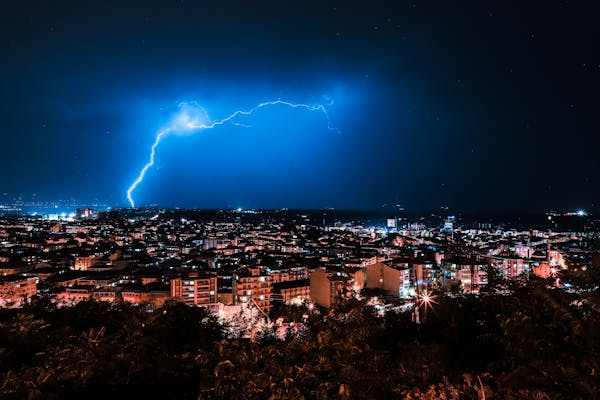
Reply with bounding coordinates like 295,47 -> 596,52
1,1 -> 599,399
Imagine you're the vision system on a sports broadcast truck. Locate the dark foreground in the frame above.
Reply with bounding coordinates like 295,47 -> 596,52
1,273 -> 598,399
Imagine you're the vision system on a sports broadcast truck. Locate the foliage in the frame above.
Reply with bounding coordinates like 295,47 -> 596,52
0,278 -> 598,399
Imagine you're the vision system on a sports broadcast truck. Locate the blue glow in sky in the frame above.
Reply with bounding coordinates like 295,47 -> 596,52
126,98 -> 342,208
116,80 -> 367,209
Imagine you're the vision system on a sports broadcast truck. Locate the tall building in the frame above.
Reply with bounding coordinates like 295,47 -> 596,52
233,267 -> 273,312
442,258 -> 488,293
365,262 -> 411,298
171,272 -> 218,307
310,268 -> 350,308
387,218 -> 397,229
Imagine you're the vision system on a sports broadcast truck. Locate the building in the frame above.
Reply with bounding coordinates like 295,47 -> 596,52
494,257 -> 526,278
548,249 -> 566,269
233,267 -> 273,312
92,287 -> 121,302
121,288 -> 170,307
365,262 -> 411,298
0,276 -> 37,306
56,285 -> 94,305
454,265 -> 488,293
0,262 -> 34,276
272,278 -> 310,303
171,272 -> 218,307
310,268 -> 350,308
73,255 -> 98,271
442,258 -> 488,293
441,217 -> 454,233
268,265 -> 309,283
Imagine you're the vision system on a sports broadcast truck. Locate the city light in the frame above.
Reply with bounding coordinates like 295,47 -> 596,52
419,290 -> 437,311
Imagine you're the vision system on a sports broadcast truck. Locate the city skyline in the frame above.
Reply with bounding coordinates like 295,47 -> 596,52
1,1 -> 599,212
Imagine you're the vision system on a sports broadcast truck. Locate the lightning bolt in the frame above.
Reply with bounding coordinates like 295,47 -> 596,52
126,99 -> 339,207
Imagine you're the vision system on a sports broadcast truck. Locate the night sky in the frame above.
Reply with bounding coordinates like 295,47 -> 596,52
1,0 -> 599,212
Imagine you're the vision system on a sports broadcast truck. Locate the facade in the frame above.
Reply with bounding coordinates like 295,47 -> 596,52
455,265 -> 488,293
56,285 -> 94,305
121,289 -> 170,307
269,265 -> 309,283
73,256 -> 98,271
310,268 -> 349,308
365,262 -> 411,298
409,263 -> 436,292
0,276 -> 37,305
171,273 -> 218,307
442,258 -> 488,293
488,257 -> 527,278
92,287 -> 120,302
272,278 -> 310,302
548,250 -> 566,268
233,267 -> 273,312
0,263 -> 34,276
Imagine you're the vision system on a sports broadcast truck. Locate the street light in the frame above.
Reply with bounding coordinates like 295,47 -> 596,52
419,289 -> 436,308
418,289 -> 436,322
421,292 -> 431,304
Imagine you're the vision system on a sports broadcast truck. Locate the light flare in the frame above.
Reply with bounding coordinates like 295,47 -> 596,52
418,290 -> 437,311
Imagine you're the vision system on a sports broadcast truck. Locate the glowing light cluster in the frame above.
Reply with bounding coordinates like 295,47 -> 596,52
418,290 -> 436,310
126,99 -> 338,207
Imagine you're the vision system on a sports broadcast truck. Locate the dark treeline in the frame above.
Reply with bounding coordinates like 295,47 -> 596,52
1,269 -> 599,399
